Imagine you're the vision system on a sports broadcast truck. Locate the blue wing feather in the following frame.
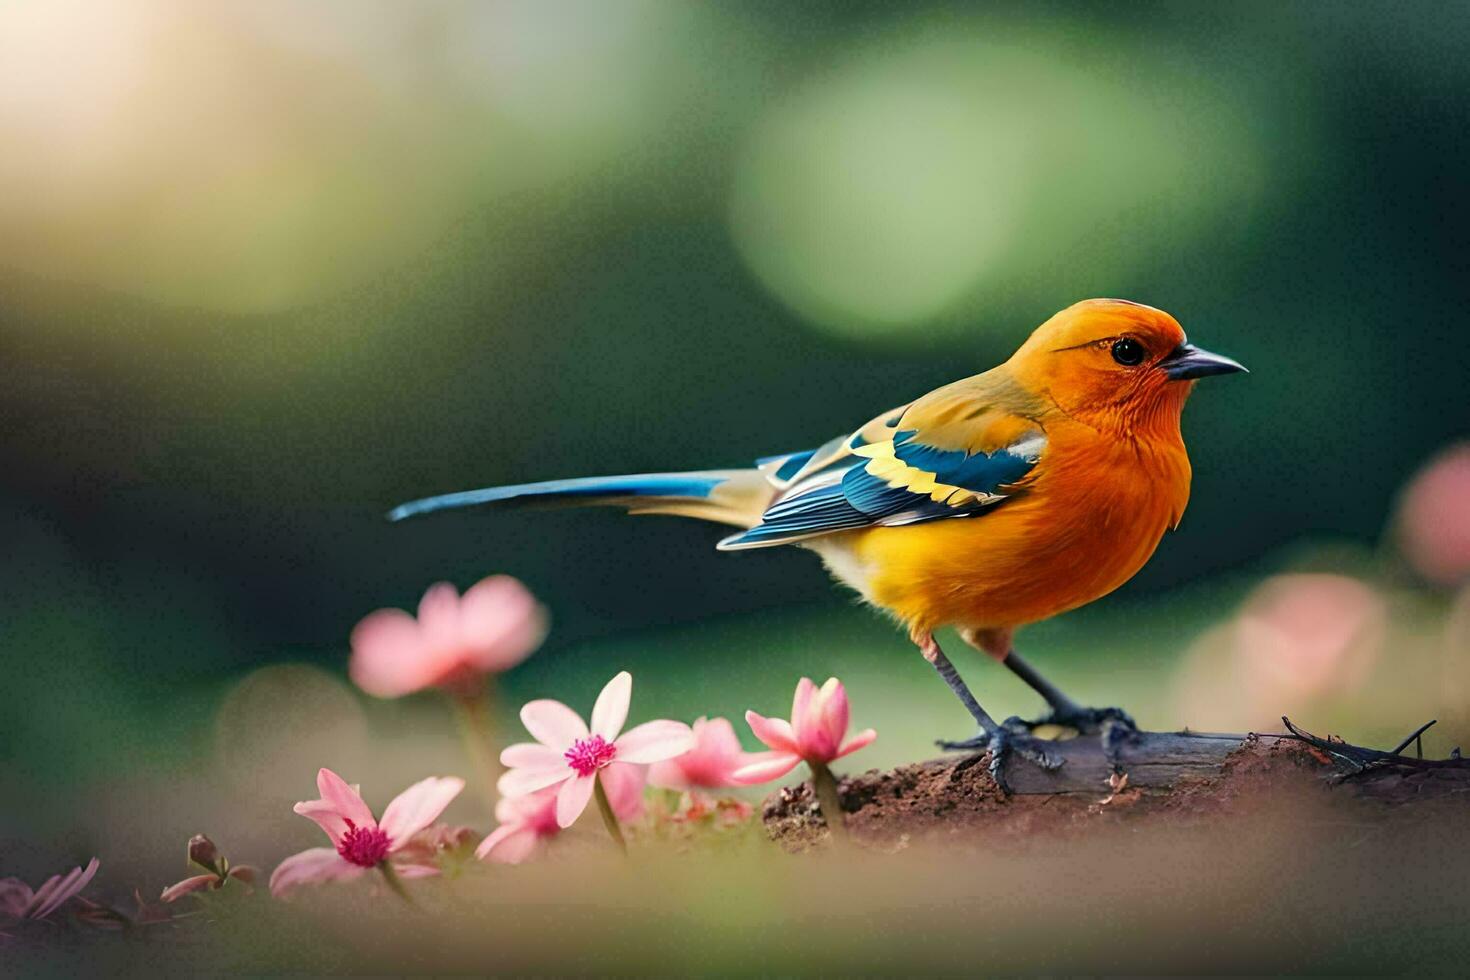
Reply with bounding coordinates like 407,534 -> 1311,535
890,429 -> 1040,492
718,427 -> 1043,550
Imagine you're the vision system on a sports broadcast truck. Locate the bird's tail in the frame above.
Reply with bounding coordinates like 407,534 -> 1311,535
387,469 -> 774,528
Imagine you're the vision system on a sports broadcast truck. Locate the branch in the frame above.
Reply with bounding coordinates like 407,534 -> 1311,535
760,719 -> 1470,850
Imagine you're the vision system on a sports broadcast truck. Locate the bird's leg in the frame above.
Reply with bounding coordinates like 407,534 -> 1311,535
958,628 -> 1137,768
912,628 -> 1063,792
959,627 -> 1136,734
1001,650 -> 1136,735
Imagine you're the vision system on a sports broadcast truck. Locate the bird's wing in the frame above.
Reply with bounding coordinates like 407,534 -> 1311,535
719,382 -> 1046,550
753,402 -> 911,491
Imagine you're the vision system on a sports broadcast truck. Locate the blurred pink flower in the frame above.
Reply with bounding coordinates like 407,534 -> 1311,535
475,789 -> 560,864
0,858 -> 100,928
270,768 -> 464,897
733,677 -> 876,785
350,575 -> 547,698
1235,573 -> 1385,700
1397,443 -> 1470,587
496,671 -> 693,828
648,716 -> 761,791
477,766 -> 646,865
1171,572 -> 1387,730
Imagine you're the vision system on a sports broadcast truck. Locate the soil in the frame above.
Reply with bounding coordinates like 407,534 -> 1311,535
762,733 -> 1470,851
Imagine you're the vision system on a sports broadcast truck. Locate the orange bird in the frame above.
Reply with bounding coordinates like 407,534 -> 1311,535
392,299 -> 1246,785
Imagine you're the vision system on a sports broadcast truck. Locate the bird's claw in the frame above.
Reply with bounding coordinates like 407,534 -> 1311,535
937,724 -> 1065,794
1021,704 -> 1139,771
1027,704 -> 1136,735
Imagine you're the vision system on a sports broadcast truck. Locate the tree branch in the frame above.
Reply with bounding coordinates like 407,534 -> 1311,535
760,719 -> 1470,850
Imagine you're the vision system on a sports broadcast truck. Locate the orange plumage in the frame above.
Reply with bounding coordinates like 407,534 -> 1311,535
843,299 -> 1197,655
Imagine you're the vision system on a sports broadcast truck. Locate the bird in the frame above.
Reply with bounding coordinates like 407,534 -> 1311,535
390,299 -> 1246,787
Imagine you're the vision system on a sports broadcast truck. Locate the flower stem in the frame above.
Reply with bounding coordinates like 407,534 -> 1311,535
593,773 -> 628,855
377,862 -> 414,905
450,686 -> 499,809
809,761 -> 848,842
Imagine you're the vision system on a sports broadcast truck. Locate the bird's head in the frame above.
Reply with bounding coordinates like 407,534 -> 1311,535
1006,298 -> 1246,434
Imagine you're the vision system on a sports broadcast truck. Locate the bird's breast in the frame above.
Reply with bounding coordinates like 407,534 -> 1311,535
851,434 -> 1191,632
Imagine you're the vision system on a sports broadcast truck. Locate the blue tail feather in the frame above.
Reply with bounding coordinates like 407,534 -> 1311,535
388,472 -> 729,522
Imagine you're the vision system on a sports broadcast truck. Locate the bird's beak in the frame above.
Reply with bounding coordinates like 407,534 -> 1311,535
1160,343 -> 1248,381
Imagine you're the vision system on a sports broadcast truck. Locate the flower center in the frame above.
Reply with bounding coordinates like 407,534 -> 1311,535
337,820 -> 392,867
563,734 -> 617,777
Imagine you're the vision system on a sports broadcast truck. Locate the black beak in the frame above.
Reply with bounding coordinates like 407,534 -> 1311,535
1160,343 -> 1248,381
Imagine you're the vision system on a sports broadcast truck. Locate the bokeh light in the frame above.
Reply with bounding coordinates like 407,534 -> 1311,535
729,17 -> 1266,338
0,0 -> 749,315
1395,442 -> 1470,588
1171,572 -> 1386,731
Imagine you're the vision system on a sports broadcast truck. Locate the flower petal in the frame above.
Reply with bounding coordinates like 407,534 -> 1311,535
815,678 -> 850,755
744,710 -> 798,753
315,768 -> 375,829
731,751 -> 802,785
598,762 -> 647,822
500,743 -> 565,770
159,874 -> 219,903
269,849 -> 365,898
650,716 -> 762,790
590,671 -> 632,741
834,728 -> 878,760
698,716 -> 745,758
476,825 -> 543,864
23,871 -> 67,919
495,786 -> 561,828
380,776 -> 466,845
645,758 -> 690,791
459,576 -> 547,672
791,676 -> 818,736
614,720 -> 694,764
348,608 -> 433,699
520,699 -> 588,750
416,581 -> 462,649
497,765 -> 571,797
293,800 -> 351,845
555,774 -> 596,828
27,858 -> 99,920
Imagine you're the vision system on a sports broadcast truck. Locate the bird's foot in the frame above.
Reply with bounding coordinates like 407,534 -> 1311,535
1018,704 -> 1138,770
1027,703 -> 1136,735
937,722 -> 1065,794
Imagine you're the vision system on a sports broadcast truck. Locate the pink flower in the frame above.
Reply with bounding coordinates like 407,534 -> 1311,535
1397,443 -> 1470,587
477,765 -> 646,865
496,671 -> 693,828
269,769 -> 464,897
1234,573 -> 1385,700
350,576 -> 546,698
160,835 -> 256,903
733,677 -> 876,784
1170,573 -> 1386,730
1,858 -> 100,928
648,716 -> 762,791
475,789 -> 561,864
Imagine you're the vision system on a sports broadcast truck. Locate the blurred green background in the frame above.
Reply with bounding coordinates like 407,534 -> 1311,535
2,0 -> 1469,891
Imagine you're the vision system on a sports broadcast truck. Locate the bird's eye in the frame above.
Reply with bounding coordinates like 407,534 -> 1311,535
1111,338 -> 1146,366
